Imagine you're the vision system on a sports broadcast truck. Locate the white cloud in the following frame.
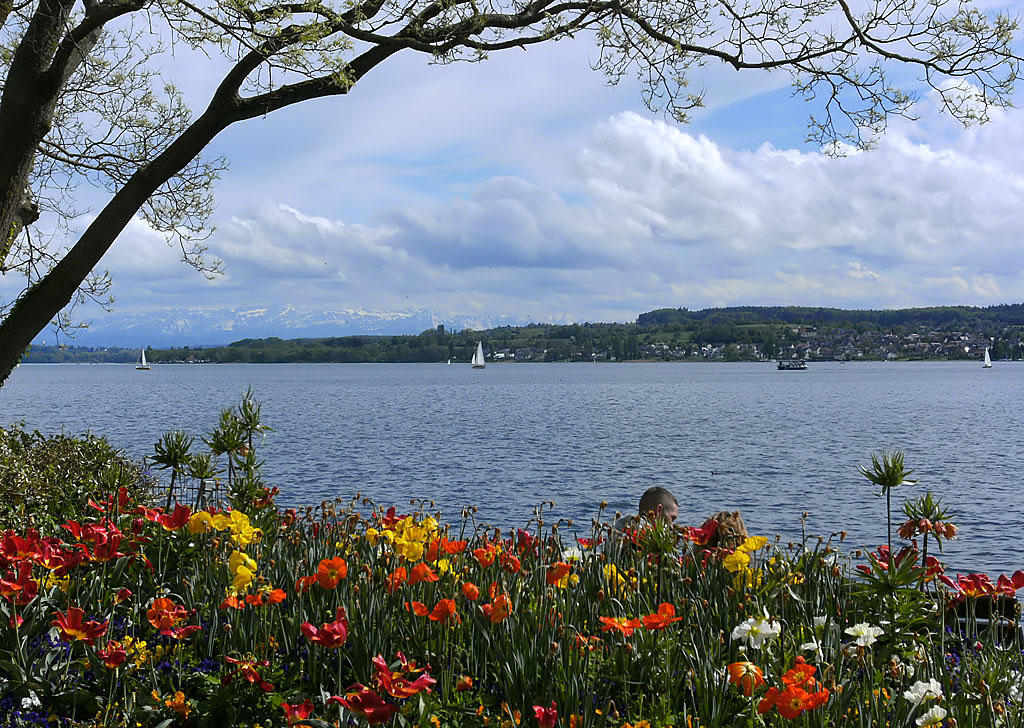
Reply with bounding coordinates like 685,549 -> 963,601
77,87 -> 1024,328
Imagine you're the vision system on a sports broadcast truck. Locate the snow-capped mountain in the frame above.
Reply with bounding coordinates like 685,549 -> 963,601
40,306 -> 538,348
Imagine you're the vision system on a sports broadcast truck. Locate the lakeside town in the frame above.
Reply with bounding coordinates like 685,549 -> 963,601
24,321 -> 1024,364
623,326 -> 1014,363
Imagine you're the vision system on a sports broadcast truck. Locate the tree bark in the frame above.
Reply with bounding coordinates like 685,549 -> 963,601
0,108 -> 229,383
0,0 -> 139,268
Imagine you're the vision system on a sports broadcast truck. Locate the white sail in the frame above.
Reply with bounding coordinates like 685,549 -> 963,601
472,342 -> 486,368
136,348 -> 151,370
984,347 -> 992,368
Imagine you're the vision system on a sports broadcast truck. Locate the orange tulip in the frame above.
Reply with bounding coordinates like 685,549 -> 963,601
387,567 -> 408,594
546,562 -> 571,586
641,603 -> 683,630
317,557 -> 348,589
147,597 -> 188,632
409,563 -> 439,585
598,616 -> 642,637
473,545 -> 497,568
727,661 -> 765,696
428,598 -> 459,624
486,593 -> 511,623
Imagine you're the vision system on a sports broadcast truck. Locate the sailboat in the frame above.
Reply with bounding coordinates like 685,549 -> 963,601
471,341 -> 486,369
136,348 -> 151,370
983,347 -> 992,368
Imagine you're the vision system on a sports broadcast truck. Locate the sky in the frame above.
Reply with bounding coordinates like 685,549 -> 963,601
16,5 -> 1024,340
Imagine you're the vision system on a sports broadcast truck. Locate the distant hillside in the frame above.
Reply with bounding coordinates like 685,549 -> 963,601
23,345 -> 140,364
638,304 -> 1024,328
34,305 -> 538,348
134,303 -> 1024,364
27,304 -> 1024,364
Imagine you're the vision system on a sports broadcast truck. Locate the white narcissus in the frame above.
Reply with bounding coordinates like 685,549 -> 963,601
903,678 -> 943,705
731,611 -> 782,648
844,622 -> 884,647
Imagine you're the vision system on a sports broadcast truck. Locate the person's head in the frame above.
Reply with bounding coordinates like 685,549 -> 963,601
638,486 -> 678,525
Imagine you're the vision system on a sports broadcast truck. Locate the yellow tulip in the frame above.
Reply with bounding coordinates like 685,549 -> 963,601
738,536 -> 769,553
723,551 -> 751,573
231,565 -> 254,592
187,512 -> 213,534
228,550 -> 257,575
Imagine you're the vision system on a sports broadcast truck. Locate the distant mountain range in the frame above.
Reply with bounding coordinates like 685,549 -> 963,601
35,306 -> 542,348
33,303 -> 1024,350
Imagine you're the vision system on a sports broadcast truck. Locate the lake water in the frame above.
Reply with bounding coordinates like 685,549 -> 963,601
2,361 -> 1021,577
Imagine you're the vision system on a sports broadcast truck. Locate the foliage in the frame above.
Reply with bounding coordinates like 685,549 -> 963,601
22,347 -> 143,364
860,450 -> 917,558
0,425 -> 153,534
0,414 -> 1022,726
638,304 -> 1024,330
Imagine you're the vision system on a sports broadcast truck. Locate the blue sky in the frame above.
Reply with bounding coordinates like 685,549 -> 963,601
14,14 -> 1024,340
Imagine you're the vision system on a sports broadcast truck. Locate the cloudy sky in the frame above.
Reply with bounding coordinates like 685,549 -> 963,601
21,7 -> 1024,339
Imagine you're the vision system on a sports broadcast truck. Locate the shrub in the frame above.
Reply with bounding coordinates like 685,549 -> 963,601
0,424 -> 153,533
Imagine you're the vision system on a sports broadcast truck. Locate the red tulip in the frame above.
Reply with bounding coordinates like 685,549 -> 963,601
328,685 -> 398,725
282,699 -> 314,725
52,607 -> 107,645
533,701 -> 558,728
300,607 -> 349,648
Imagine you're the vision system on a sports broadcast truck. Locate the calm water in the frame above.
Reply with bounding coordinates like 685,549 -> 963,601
2,361 -> 1021,576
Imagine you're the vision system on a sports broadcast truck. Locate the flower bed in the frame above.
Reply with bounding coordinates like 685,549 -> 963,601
1,486 -> 1023,727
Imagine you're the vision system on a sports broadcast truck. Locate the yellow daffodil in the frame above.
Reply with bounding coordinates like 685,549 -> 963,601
556,573 -> 579,589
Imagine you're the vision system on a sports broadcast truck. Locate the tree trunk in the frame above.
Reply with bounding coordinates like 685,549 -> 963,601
0,0 -> 121,268
0,0 -> 73,267
0,108 -> 229,385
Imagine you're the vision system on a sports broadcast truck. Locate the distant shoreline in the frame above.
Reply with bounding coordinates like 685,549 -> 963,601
18,357 -> 1007,365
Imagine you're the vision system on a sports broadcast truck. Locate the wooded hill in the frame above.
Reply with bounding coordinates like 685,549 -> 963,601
92,304 -> 1024,363
638,304 -> 1024,328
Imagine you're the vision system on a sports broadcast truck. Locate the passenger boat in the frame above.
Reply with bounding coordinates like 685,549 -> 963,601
777,359 -> 807,370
